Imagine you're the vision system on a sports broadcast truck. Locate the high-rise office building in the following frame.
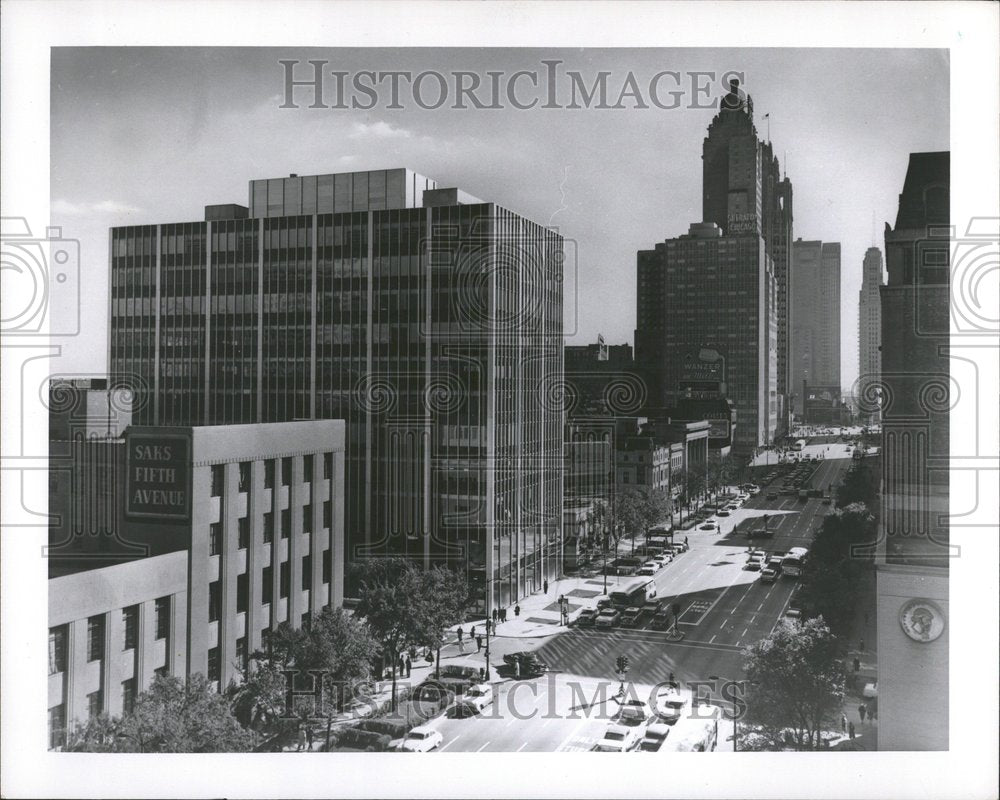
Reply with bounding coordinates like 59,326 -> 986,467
108,168 -> 565,614
702,79 -> 794,434
857,246 -> 885,423
875,152 -> 950,750
636,221 -> 779,455
791,239 -> 841,417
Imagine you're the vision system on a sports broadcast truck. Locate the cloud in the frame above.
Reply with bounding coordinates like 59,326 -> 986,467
52,198 -> 144,217
347,120 -> 412,140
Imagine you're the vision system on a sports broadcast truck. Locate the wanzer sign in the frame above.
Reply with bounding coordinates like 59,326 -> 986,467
125,431 -> 192,521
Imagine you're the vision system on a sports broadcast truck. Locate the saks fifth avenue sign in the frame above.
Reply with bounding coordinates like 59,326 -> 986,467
125,431 -> 192,521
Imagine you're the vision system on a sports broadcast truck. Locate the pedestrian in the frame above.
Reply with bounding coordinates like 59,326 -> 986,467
399,654 -> 406,675
853,657 -> 861,673
457,626 -> 464,652
669,671 -> 676,686
305,726 -> 314,750
858,703 -> 866,723
841,713 -> 847,734
471,625 -> 476,640
859,638 -> 865,652
684,535 -> 689,546
501,608 -> 507,623
405,654 -> 411,678
297,722 -> 306,752
543,579 -> 549,594
514,603 -> 521,618
476,635 -> 483,653
492,608 -> 498,623
479,667 -> 486,681
848,721 -> 856,740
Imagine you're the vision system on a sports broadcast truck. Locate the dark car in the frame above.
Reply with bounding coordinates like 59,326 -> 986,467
574,608 -> 600,627
503,651 -> 548,677
766,492 -> 778,501
821,497 -> 832,506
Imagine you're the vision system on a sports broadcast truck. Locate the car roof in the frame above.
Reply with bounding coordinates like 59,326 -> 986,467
604,724 -> 630,734
409,725 -> 435,734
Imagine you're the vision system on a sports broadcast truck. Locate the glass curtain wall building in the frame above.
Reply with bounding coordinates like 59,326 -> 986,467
109,168 -> 564,615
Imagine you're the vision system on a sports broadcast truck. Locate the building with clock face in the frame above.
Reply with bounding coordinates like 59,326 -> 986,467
875,151 -> 950,751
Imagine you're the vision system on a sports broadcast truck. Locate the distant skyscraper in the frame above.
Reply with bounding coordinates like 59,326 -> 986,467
702,79 -> 794,434
857,246 -> 885,423
791,239 -> 841,418
875,151 -> 950,751
109,168 -> 565,614
636,221 -> 779,455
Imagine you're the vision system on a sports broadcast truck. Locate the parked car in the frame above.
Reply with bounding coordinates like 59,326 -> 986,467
698,522 -> 718,532
821,497 -> 832,505
766,492 -> 778,500
458,683 -> 494,713
655,691 -> 688,725
717,510 -> 730,518
573,608 -> 600,628
650,606 -> 672,630
638,722 -> 672,752
651,554 -> 672,567
620,606 -> 643,628
595,724 -> 641,752
595,609 -> 621,628
637,565 -> 657,576
398,725 -> 443,752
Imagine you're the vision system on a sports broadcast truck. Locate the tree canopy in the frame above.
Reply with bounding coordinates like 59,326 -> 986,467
741,618 -> 846,750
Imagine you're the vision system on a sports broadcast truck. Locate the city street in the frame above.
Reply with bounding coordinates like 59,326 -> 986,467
426,448 -> 856,751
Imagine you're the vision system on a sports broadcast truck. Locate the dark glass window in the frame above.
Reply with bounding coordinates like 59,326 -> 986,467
281,457 -> 292,486
122,605 -> 139,651
208,581 -> 221,622
210,522 -> 222,556
263,512 -> 274,543
281,508 -> 290,539
238,461 -> 251,492
236,637 -> 248,674
264,460 -> 275,489
48,705 -> 66,749
303,454 -> 314,480
324,500 -> 332,530
279,562 -> 290,599
303,508 -> 312,535
211,465 -> 224,497
302,555 -> 312,591
323,549 -> 331,585
208,647 -> 220,683
262,566 -> 273,604
48,626 -> 67,674
237,573 -> 249,613
122,678 -> 137,715
87,690 -> 103,719
154,597 -> 170,640
323,453 -> 332,479
238,516 -> 249,549
86,615 -> 105,662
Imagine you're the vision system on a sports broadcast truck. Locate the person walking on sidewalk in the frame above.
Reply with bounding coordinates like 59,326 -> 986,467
405,654 -> 411,678
470,625 -> 476,641
476,635 -> 483,653
543,579 -> 549,594
514,603 -> 521,617
500,608 -> 507,623
848,721 -> 856,740
457,626 -> 465,652
492,608 -> 498,624
853,657 -> 861,673
305,727 -> 314,750
841,713 -> 847,734
297,722 -> 306,752
858,703 -> 867,723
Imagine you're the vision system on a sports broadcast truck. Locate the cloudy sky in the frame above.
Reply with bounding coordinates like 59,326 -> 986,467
51,46 -> 949,392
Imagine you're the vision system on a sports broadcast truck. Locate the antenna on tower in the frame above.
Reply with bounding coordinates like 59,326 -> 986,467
871,210 -> 876,247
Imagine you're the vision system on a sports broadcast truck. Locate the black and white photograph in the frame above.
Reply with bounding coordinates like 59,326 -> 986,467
1,2 -> 998,799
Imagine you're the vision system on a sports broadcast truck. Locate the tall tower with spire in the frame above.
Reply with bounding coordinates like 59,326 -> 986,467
857,246 -> 884,423
702,79 -> 794,434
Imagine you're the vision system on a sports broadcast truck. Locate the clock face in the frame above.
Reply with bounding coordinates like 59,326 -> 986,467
898,598 -> 946,642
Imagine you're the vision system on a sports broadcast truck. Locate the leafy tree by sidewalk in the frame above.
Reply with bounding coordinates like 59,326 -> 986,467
741,618 -> 846,751
68,673 -> 253,752
409,565 -> 470,677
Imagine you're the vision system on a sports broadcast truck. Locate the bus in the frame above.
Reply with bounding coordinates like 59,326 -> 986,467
610,577 -> 658,608
791,439 -> 807,451
781,547 -> 809,577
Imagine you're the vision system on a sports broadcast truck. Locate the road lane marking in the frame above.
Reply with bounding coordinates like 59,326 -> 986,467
517,742 -> 528,752
477,741 -> 491,752
710,635 -> 717,643
441,735 -> 461,751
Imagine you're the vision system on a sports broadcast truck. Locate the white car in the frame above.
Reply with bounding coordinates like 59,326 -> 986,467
636,565 -> 657,576
651,554 -> 672,567
638,722 -> 672,752
398,725 -> 443,752
656,691 -> 688,725
459,683 -> 494,713
642,560 -> 662,572
595,723 -> 642,752
863,681 -> 878,699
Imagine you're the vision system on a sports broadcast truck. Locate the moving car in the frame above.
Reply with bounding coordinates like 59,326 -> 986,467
502,651 -> 548,677
650,605 -> 672,630
821,497 -> 832,506
595,609 -> 621,628
744,556 -> 764,571
760,566 -> 778,583
698,522 -> 718,532
458,683 -> 494,713
595,724 -> 641,752
398,725 -> 443,752
573,608 -> 600,627
717,510 -> 731,517
636,564 -> 657,576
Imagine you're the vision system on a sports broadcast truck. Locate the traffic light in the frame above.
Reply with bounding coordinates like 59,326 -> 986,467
671,603 -> 681,618
615,655 -> 630,674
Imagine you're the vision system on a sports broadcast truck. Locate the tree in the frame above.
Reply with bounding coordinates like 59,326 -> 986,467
741,618 -> 846,750
353,558 -> 426,711
69,674 -> 253,752
409,565 -> 470,677
835,462 -> 878,509
795,503 -> 876,636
